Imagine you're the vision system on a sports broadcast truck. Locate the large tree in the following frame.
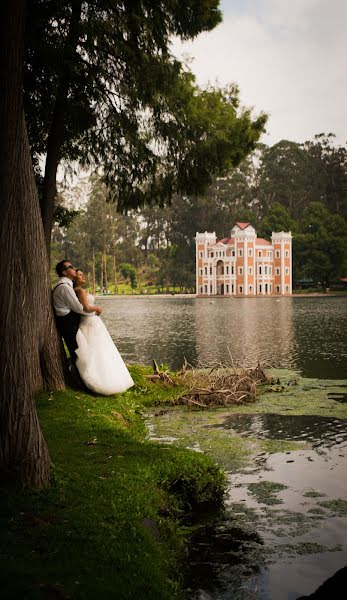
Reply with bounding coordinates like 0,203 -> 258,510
1,0 -> 267,488
0,0 -> 64,488
24,1 -> 266,255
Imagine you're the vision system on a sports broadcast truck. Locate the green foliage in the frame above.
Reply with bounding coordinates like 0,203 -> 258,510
24,0 -> 266,215
294,202 -> 347,286
259,202 -> 296,238
53,204 -> 80,228
0,367 -> 225,599
119,262 -> 137,289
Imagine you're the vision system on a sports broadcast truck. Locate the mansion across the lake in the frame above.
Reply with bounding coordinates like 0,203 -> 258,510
195,222 -> 292,296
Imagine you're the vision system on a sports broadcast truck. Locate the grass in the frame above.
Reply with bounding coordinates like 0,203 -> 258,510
0,366 -> 226,600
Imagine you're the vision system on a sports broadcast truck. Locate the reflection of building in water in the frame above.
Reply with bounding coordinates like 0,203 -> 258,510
195,222 -> 292,296
194,297 -> 294,369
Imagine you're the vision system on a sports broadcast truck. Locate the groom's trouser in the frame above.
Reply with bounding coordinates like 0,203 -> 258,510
55,310 -> 81,363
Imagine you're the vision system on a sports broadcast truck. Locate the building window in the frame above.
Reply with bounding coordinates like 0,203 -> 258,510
226,284 -> 229,293
258,251 -> 262,257
200,286 -> 203,294
275,250 -> 280,258
248,248 -> 253,257
259,284 -> 262,293
285,250 -> 289,258
276,268 -> 280,276
269,266 -> 272,275
231,266 -> 234,275
249,266 -> 253,275
267,251 -> 272,258
259,266 -> 262,275
205,285 -> 208,293
270,284 -> 272,293
210,284 -> 213,293
238,266 -> 243,275
276,285 -> 280,293
199,269 -> 203,276
239,285 -> 243,294
285,267 -> 289,275
226,265 -> 229,275
265,283 -> 268,293
249,285 -> 253,293
199,251 -> 203,258
204,267 -> 207,275
285,285 -> 289,292
238,248 -> 243,257
211,252 -> 214,258
232,250 -> 235,257
210,266 -> 212,275
265,265 -> 268,275
231,284 -> 234,294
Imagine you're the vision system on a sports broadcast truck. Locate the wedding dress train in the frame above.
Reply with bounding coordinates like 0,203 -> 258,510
75,296 -> 134,395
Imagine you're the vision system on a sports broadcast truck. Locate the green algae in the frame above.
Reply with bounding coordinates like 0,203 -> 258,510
247,481 -> 288,506
303,491 -> 327,498
278,542 -> 340,556
317,498 -> 347,516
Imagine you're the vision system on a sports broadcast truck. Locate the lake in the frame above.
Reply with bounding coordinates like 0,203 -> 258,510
98,296 -> 347,379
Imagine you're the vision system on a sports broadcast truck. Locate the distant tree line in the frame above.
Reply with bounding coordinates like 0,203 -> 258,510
53,133 -> 347,292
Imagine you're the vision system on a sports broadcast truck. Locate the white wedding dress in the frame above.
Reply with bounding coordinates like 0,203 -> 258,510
75,294 -> 134,395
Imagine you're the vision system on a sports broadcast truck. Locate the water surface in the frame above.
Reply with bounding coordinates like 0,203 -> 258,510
99,296 -> 347,378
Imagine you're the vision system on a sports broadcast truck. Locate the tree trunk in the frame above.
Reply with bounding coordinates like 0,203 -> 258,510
113,253 -> 118,293
0,0 -> 63,488
40,0 -> 82,257
102,253 -> 108,292
92,246 -> 96,294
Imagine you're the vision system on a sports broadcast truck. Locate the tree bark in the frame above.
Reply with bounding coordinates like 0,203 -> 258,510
40,0 -> 82,257
0,0 -> 64,488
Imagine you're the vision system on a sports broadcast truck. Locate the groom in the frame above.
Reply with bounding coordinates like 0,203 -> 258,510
52,260 -> 102,365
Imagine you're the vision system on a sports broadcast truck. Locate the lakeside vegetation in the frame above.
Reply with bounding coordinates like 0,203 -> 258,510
0,366 -> 226,600
2,365 -> 347,599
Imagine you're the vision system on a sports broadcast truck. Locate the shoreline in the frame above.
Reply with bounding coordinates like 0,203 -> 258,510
96,292 -> 347,299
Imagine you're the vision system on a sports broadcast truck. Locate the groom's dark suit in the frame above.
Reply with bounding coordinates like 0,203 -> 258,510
52,277 -> 85,363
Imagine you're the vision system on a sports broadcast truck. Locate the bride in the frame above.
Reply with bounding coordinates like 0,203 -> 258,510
74,270 -> 134,395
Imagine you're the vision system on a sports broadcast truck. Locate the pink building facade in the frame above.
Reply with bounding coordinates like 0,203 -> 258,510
195,222 -> 292,296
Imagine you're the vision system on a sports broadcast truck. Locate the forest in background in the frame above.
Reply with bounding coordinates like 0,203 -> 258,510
52,133 -> 347,293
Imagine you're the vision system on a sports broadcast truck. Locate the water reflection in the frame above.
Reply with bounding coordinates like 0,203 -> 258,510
99,296 -> 347,378
194,298 -> 294,369
213,413 -> 347,449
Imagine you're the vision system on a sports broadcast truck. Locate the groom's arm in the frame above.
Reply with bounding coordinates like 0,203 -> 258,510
60,285 -> 88,315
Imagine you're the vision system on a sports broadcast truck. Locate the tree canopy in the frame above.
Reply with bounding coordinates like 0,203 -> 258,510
24,0 -> 266,251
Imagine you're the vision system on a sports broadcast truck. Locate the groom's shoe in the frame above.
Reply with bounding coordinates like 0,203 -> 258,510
68,362 -> 90,394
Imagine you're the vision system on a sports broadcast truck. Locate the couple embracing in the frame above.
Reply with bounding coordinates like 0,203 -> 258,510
52,260 -> 134,395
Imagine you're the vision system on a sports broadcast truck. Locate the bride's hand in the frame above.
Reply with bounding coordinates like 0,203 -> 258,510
95,306 -> 103,315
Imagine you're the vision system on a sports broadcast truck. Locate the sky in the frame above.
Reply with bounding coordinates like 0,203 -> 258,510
172,0 -> 347,147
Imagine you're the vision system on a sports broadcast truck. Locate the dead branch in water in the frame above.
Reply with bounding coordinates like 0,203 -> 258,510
146,358 -> 271,408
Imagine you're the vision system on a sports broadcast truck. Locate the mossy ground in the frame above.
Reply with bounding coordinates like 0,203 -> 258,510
0,365 -> 225,600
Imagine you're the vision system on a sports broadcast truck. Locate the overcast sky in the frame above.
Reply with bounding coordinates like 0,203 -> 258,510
172,0 -> 347,147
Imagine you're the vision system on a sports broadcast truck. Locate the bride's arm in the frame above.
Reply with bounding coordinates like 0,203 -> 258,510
75,288 -> 103,315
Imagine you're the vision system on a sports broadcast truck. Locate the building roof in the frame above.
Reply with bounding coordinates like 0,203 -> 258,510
235,222 -> 251,230
256,238 -> 271,246
217,237 -> 234,244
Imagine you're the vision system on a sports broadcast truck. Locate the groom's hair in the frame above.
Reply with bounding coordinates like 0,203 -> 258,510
56,260 -> 69,277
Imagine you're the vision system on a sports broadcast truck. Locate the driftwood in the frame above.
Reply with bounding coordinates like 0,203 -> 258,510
145,359 -> 175,385
146,358 -> 271,408
173,362 -> 270,408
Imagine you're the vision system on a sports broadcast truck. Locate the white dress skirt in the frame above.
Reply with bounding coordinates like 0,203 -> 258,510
75,298 -> 134,395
